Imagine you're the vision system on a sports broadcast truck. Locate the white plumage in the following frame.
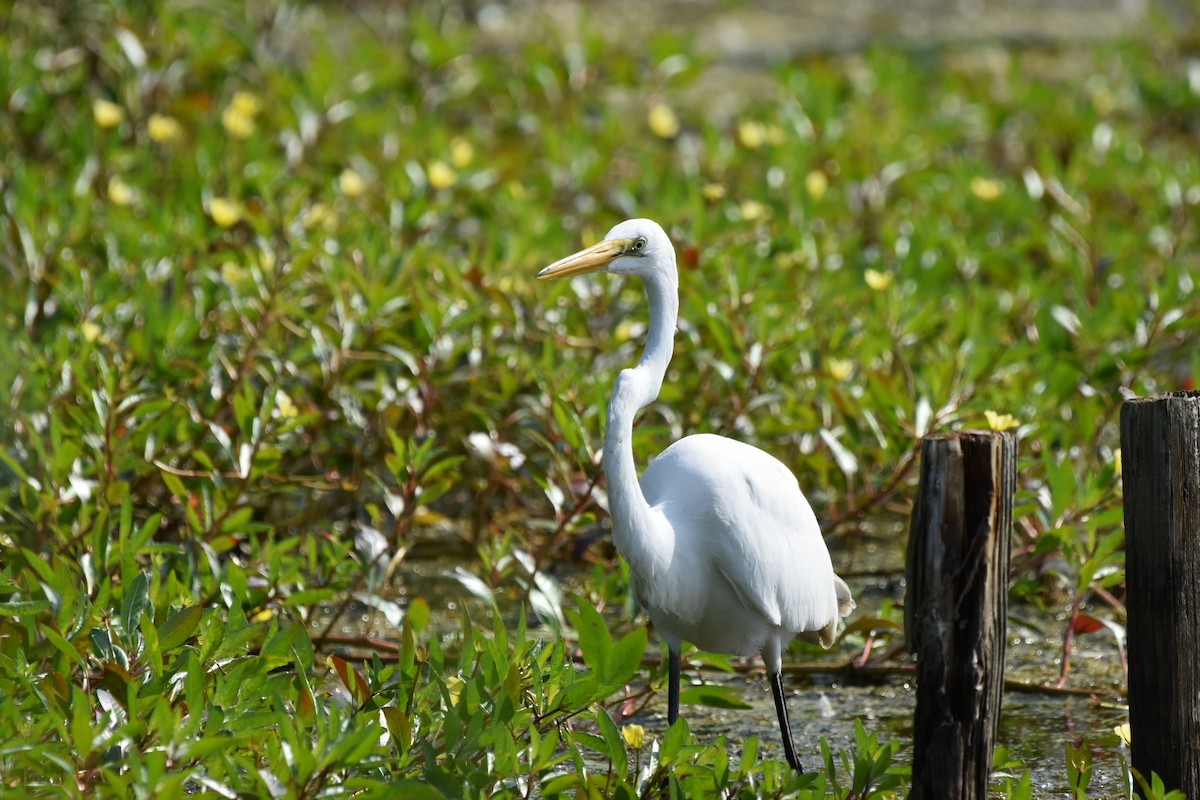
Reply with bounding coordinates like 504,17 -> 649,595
538,218 -> 853,772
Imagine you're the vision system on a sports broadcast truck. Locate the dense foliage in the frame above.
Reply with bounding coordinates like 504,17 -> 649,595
2,0 -> 1197,796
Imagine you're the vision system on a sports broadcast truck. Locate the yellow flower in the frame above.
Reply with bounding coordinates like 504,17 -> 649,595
148,113 -> 183,144
702,183 -> 727,202
1113,447 -> 1122,478
220,261 -> 248,284
621,724 -> 646,749
984,409 -> 1020,431
338,168 -> 367,198
1091,88 -> 1116,116
450,137 -> 474,169
106,177 -> 134,206
970,176 -> 1004,201
739,199 -> 769,221
648,103 -> 680,139
737,119 -> 766,149
221,105 -> 255,139
427,160 -> 457,189
1114,723 -> 1131,746
275,389 -> 298,419
209,197 -> 242,228
230,91 -> 262,118
805,170 -> 829,200
828,358 -> 853,381
302,202 -> 335,230
446,675 -> 465,706
864,268 -> 893,291
221,91 -> 261,139
93,98 -> 125,129
81,321 -> 102,343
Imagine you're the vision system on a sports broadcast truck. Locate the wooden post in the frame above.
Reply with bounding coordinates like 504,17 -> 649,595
1120,392 -> 1200,797
906,431 -> 1016,800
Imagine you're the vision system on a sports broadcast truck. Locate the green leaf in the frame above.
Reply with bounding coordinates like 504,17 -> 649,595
659,716 -> 690,766
39,624 -> 85,666
120,571 -> 151,641
407,597 -> 431,633
0,600 -> 53,617
594,708 -> 627,776
568,602 -> 645,687
157,606 -> 204,652
678,684 -> 751,710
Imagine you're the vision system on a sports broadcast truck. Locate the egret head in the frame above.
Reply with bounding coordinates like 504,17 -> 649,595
537,218 -> 675,281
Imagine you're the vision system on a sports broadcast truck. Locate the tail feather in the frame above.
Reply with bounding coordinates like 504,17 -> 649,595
818,575 -> 856,649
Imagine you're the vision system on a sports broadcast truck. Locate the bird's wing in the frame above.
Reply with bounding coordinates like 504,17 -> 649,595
644,433 -> 839,637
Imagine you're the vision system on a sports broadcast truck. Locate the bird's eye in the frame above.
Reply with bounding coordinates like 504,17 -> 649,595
631,238 -> 646,252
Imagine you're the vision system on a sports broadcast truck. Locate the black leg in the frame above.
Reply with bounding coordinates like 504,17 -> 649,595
770,670 -> 802,772
667,646 -> 681,724
661,647 -> 683,798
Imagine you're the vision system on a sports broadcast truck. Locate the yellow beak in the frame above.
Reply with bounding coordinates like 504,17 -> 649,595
537,238 -> 634,280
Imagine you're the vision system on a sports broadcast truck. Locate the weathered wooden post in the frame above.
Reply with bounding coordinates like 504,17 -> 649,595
1120,392 -> 1200,797
905,430 -> 1016,800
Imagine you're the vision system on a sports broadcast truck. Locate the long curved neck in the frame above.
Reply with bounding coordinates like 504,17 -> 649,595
603,268 -> 679,566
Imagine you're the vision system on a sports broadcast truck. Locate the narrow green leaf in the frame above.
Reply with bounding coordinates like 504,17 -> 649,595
157,606 -> 204,651
120,572 -> 151,640
594,708 -> 627,777
0,600 -> 53,617
678,684 -> 750,710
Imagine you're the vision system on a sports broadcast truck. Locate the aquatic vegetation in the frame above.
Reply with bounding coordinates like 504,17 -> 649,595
1,0 -> 1197,795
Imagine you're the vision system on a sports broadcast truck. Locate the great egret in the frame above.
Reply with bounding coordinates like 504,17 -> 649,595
538,218 -> 854,772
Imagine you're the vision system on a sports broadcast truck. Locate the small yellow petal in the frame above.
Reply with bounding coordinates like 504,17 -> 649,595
702,183 -> 727,202
450,137 -> 474,169
106,177 -> 134,206
805,170 -> 829,200
230,90 -> 262,118
984,409 -> 1020,431
1113,447 -> 1122,478
970,176 -> 1004,201
302,202 -> 335,230
221,106 -> 255,139
1114,723 -> 1131,746
275,389 -> 298,419
148,113 -> 183,144
737,119 -> 766,149
446,675 -> 465,706
81,321 -> 102,343
648,103 -> 680,139
93,98 -> 125,129
427,161 -> 457,190
739,199 -> 769,221
1091,88 -> 1116,116
220,261 -> 248,284
338,168 -> 367,198
622,724 -> 646,749
209,197 -> 242,229
864,268 -> 893,291
828,358 -> 853,381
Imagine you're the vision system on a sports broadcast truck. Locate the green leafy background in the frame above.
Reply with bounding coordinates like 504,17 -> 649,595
2,0 -> 1197,796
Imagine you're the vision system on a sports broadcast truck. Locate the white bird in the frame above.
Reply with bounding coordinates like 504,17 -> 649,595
538,218 -> 854,772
